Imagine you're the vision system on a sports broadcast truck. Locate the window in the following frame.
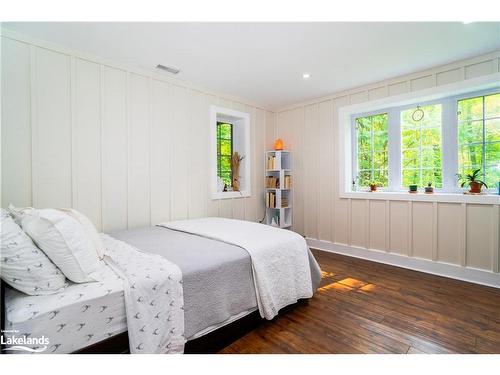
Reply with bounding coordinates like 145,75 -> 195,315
216,122 -> 233,188
355,113 -> 389,187
458,93 -> 500,188
350,89 -> 500,193
401,104 -> 442,188
210,106 -> 251,199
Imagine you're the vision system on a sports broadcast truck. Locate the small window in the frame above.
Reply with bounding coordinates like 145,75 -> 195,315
401,104 -> 443,188
458,93 -> 500,188
355,113 -> 389,187
217,122 -> 233,189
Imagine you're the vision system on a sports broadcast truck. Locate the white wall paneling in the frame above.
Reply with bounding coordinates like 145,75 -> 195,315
127,73 -> 151,228
32,47 -> 72,208
1,38 -> 31,208
72,57 -> 101,228
101,66 -> 128,232
276,50 -> 500,285
1,35 -> 274,232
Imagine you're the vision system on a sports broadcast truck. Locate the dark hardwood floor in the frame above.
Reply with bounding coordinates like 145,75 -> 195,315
219,250 -> 500,354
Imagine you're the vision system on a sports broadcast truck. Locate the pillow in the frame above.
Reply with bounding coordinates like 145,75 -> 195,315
58,208 -> 105,260
0,209 -> 68,295
7,203 -> 35,225
21,208 -> 102,283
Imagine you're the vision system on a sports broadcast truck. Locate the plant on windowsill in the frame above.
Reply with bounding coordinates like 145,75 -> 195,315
424,182 -> 434,194
409,184 -> 418,194
457,168 -> 488,194
369,181 -> 378,192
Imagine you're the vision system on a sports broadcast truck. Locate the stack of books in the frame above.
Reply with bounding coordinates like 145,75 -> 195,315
266,155 -> 277,170
266,176 -> 280,188
266,192 -> 276,208
284,175 -> 291,189
281,198 -> 289,208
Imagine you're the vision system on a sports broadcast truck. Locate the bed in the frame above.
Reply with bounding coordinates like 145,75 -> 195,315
3,225 -> 321,353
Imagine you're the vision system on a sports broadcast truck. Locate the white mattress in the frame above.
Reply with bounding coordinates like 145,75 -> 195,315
4,264 -> 127,354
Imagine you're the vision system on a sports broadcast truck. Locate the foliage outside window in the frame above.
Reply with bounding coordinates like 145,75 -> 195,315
356,113 -> 389,187
351,90 -> 500,192
217,122 -> 233,188
458,93 -> 500,188
401,104 -> 442,188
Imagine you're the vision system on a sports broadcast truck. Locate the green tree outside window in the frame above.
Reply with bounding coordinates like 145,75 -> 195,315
458,93 -> 500,188
217,122 -> 233,188
356,113 -> 389,187
401,104 -> 443,188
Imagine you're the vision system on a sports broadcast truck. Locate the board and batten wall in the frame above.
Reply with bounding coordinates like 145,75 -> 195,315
1,34 -> 276,232
275,51 -> 500,286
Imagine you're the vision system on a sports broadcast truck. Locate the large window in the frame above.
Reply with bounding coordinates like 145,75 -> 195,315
458,93 -> 500,188
401,104 -> 442,188
217,122 -> 233,188
355,113 -> 389,187
352,90 -> 500,192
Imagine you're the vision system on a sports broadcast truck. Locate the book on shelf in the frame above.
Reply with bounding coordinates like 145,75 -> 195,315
281,198 -> 289,208
266,155 -> 276,170
284,175 -> 291,189
266,192 -> 277,208
266,176 -> 280,188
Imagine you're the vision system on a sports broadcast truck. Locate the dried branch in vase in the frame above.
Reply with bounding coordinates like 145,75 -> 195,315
231,152 -> 245,191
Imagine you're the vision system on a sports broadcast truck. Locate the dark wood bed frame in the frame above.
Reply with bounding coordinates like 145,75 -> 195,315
1,280 -> 304,354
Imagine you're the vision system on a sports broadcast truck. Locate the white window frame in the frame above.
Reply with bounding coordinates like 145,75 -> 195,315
339,73 -> 500,204
210,105 -> 251,200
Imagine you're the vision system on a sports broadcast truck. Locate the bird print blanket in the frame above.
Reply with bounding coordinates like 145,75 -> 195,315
101,234 -> 185,354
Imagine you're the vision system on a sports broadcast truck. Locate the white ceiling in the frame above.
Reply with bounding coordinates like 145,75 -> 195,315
4,22 -> 500,110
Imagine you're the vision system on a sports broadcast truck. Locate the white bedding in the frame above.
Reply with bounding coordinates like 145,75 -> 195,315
101,234 -> 185,354
4,265 -> 127,353
159,217 -> 313,320
4,234 -> 186,354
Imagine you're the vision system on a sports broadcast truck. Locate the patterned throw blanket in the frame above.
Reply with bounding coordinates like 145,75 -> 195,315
102,234 -> 185,353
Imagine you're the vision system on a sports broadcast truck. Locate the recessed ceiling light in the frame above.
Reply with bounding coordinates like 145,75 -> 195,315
462,21 -> 474,24
302,72 -> 311,80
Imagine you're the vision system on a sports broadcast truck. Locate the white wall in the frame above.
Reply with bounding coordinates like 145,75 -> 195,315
274,51 -> 500,284
1,34 -> 275,232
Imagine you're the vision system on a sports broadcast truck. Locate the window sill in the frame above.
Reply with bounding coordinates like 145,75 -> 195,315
340,191 -> 500,205
212,191 -> 250,200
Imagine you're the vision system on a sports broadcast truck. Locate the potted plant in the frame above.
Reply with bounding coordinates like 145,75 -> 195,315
409,184 -> 418,194
457,169 -> 488,194
424,182 -> 434,194
369,181 -> 377,192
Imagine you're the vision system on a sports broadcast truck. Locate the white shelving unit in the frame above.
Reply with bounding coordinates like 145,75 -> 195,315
265,150 -> 292,229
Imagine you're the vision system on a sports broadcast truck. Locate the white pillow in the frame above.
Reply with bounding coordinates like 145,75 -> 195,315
21,209 -> 102,283
7,203 -> 35,225
1,209 -> 68,295
58,208 -> 105,260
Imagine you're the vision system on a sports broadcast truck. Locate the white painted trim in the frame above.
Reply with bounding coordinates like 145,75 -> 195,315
210,105 -> 251,200
340,191 -> 500,204
307,238 -> 500,289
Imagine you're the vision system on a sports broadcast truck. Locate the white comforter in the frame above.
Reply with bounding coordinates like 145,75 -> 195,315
158,218 -> 313,320
102,234 -> 185,354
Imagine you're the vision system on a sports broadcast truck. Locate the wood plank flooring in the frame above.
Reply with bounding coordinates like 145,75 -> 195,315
219,250 -> 500,354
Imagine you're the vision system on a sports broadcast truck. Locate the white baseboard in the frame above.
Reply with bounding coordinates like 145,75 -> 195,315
306,238 -> 500,289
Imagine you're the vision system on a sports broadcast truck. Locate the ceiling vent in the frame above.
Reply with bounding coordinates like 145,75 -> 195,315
156,64 -> 180,75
